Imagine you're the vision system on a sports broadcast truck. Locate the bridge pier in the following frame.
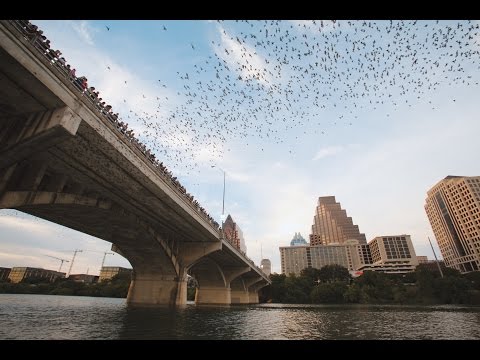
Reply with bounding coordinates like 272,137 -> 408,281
248,291 -> 259,304
230,290 -> 250,304
195,286 -> 231,305
126,273 -> 187,307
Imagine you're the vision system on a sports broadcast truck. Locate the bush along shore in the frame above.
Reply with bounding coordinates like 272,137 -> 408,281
260,264 -> 480,305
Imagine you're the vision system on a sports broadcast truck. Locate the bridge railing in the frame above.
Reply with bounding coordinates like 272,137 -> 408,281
5,20 -> 224,236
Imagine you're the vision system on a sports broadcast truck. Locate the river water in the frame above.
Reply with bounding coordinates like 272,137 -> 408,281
0,294 -> 479,339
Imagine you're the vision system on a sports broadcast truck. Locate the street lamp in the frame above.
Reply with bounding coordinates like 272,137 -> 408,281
211,165 -> 225,223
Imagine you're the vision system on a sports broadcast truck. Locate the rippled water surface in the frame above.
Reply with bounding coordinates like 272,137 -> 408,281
1,294 -> 479,339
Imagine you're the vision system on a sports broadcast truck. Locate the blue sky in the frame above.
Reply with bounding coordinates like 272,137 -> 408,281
1,20 -> 480,275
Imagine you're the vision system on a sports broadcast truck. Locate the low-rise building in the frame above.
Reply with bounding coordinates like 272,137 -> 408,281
99,266 -> 132,282
68,274 -> 99,284
417,256 -> 429,264
417,260 -> 446,273
8,267 -> 65,283
0,267 -> 11,281
280,235 -> 420,276
345,239 -> 373,271
362,235 -> 419,274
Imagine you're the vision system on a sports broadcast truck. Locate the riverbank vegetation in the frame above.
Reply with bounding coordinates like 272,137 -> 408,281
0,272 -> 131,298
261,264 -> 480,305
0,272 -> 199,300
3,264 -> 479,305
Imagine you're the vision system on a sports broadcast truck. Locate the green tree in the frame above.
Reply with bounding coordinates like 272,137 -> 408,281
310,281 -> 347,303
442,267 -> 462,277
300,267 -> 323,284
354,271 -> 395,303
414,266 -> 438,303
464,271 -> 480,290
269,273 -> 287,303
343,283 -> 363,303
433,276 -> 472,304
21,276 -> 51,285
283,274 -> 310,303
318,264 -> 351,284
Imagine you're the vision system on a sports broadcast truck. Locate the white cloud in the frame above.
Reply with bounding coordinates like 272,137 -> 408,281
225,169 -> 251,183
313,145 -> 344,160
0,211 -> 131,274
69,20 -> 97,46
0,215 -> 56,237
215,25 -> 273,86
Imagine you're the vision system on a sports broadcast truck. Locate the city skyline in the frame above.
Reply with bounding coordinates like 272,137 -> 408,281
1,20 -> 480,274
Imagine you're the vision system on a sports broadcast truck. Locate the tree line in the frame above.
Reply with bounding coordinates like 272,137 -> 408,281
0,272 -> 131,298
260,264 -> 480,305
0,272 -> 199,300
3,264 -> 480,305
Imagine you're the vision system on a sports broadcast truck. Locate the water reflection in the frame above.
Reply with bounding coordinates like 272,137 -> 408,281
1,295 -> 480,339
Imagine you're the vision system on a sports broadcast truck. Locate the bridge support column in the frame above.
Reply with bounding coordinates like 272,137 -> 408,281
195,286 -> 231,305
127,273 -> 187,307
248,291 -> 259,304
230,290 -> 250,304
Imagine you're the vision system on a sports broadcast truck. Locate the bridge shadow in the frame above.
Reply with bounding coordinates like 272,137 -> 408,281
118,302 -> 252,339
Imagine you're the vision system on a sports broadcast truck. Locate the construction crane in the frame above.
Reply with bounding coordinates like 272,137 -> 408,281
44,255 -> 70,272
66,249 -> 83,277
84,249 -> 115,275
100,251 -> 114,272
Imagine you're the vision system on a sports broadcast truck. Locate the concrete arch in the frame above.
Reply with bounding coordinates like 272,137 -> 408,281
188,257 -> 233,305
230,276 -> 247,292
188,257 -> 226,288
0,189 -> 185,305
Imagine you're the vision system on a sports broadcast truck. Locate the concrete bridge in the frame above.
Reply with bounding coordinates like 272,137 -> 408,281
0,20 -> 270,306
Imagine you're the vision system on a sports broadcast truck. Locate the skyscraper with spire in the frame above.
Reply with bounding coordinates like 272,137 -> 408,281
310,196 -> 366,246
223,214 -> 247,253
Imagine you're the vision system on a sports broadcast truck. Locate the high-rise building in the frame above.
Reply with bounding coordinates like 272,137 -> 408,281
344,239 -> 373,271
8,267 -> 65,283
223,214 -> 247,253
280,244 -> 351,276
290,232 -> 308,246
99,266 -> 132,282
310,196 -> 366,246
359,235 -> 418,274
260,259 -> 271,276
425,175 -> 480,273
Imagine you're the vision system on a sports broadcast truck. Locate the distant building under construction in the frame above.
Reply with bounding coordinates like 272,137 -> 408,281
8,267 -> 65,283
99,266 -> 132,282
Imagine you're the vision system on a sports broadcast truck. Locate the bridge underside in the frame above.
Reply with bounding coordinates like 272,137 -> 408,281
0,20 -> 270,307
